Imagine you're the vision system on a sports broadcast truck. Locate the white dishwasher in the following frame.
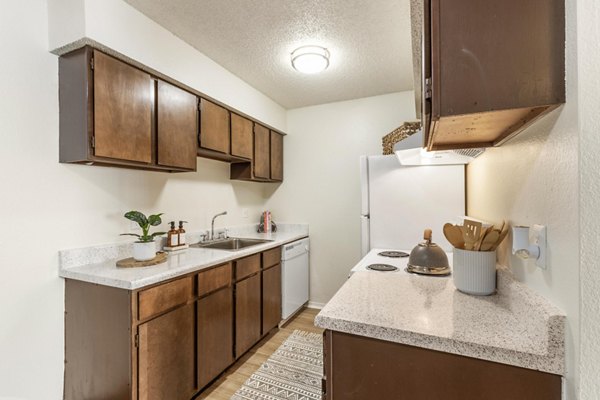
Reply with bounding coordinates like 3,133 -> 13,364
281,237 -> 310,320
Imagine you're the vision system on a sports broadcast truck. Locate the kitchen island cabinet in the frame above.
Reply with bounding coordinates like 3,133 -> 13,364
323,330 -> 561,400
316,268 -> 565,400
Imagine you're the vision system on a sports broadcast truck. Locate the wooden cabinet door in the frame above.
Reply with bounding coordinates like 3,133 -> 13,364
253,124 -> 270,179
231,114 -> 253,160
138,303 -> 196,400
262,264 -> 282,334
93,50 -> 153,163
200,99 -> 230,153
157,81 -> 198,170
270,131 -> 283,181
198,286 -> 233,389
235,273 -> 261,357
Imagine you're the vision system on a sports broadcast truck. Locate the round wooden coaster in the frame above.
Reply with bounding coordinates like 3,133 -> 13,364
116,252 -> 168,268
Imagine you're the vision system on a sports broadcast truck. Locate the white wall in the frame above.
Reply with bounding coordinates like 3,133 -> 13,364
577,0 -> 600,398
466,0 -> 580,397
265,92 -> 416,306
0,1 -> 285,398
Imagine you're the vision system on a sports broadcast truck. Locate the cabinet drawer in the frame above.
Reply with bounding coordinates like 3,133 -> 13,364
198,263 -> 232,297
235,254 -> 261,280
138,276 -> 193,321
263,247 -> 281,269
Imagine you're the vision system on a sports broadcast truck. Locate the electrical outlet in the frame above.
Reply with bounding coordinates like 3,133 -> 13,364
242,208 -> 249,218
532,225 -> 547,269
129,220 -> 139,231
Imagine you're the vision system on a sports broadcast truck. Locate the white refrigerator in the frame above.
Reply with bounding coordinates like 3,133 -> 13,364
360,155 -> 466,256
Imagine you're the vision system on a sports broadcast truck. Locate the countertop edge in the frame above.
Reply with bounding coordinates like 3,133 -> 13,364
314,314 -> 564,375
59,233 -> 308,290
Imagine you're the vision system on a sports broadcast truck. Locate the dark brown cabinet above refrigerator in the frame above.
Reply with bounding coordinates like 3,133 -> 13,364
412,0 -> 565,151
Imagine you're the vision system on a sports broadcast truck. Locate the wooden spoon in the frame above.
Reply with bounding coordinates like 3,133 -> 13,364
491,224 -> 510,251
443,223 -> 465,249
475,226 -> 494,251
480,230 -> 501,251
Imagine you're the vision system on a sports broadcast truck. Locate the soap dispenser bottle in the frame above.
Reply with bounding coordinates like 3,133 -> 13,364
178,221 -> 188,246
167,221 -> 179,247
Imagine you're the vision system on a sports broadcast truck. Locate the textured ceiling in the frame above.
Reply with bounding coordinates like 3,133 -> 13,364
123,0 -> 413,109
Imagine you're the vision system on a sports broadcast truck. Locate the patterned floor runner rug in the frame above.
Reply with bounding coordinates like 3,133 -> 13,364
231,330 -> 323,400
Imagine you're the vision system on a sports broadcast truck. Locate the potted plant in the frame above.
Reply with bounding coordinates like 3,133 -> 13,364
121,211 -> 166,261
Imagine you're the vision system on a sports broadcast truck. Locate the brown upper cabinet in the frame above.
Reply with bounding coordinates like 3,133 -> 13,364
59,47 -> 197,172
230,124 -> 284,182
93,51 -> 153,164
157,81 -> 198,170
413,0 -> 565,151
231,113 -> 254,160
199,99 -> 230,154
253,124 -> 271,180
270,131 -> 283,182
59,45 -> 285,179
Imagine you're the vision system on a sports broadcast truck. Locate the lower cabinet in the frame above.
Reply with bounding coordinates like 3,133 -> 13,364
262,263 -> 282,334
198,286 -> 234,389
138,303 -> 196,400
64,245 -> 288,400
323,330 -> 562,400
235,273 -> 262,357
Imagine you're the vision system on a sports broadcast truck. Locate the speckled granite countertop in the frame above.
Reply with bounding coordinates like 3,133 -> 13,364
59,224 -> 308,290
315,268 -> 565,375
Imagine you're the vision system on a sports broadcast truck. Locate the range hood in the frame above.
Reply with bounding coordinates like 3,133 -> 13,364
394,130 -> 484,166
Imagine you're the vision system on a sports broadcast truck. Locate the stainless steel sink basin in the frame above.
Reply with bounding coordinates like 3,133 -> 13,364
190,237 -> 273,251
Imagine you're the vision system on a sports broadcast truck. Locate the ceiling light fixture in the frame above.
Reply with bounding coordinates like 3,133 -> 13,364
291,45 -> 330,74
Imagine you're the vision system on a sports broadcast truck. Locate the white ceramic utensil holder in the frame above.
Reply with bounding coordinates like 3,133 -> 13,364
133,241 -> 157,261
453,249 -> 497,295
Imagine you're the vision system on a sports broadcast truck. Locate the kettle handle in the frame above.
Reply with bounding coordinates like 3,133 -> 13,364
423,229 -> 433,242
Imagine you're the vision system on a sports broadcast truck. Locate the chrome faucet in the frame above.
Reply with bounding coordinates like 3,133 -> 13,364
211,211 -> 227,240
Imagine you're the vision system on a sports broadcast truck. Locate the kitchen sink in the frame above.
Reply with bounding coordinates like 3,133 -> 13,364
190,237 -> 273,251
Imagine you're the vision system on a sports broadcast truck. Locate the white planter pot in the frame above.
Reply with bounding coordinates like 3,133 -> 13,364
453,248 -> 497,296
133,241 -> 156,261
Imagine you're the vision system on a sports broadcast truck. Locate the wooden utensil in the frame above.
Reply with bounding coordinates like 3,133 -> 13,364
491,224 -> 510,251
475,226 -> 494,251
480,230 -> 501,251
443,223 -> 465,249
463,219 -> 483,250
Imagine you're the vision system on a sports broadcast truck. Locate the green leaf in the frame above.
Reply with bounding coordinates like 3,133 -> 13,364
124,211 -> 148,227
120,233 -> 142,239
148,213 -> 164,227
150,232 -> 167,238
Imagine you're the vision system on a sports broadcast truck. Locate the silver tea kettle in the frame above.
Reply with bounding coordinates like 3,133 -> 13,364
407,229 -> 451,276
